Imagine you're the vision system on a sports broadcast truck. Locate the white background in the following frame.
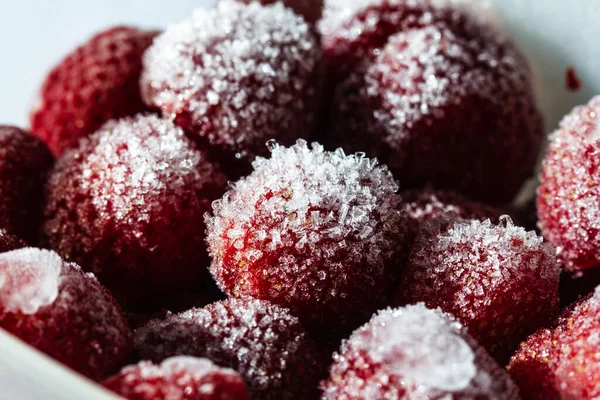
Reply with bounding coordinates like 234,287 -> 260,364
0,0 -> 599,133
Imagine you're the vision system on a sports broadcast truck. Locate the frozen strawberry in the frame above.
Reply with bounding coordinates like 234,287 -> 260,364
326,12 -> 543,203
135,298 -> 325,400
205,140 -> 404,335
103,356 -> 250,400
396,217 -> 560,364
30,26 -> 158,156
0,126 -> 54,243
42,115 -> 227,305
322,303 -> 519,399
509,287 -> 600,400
400,187 -> 505,245
0,248 -> 132,380
222,0 -> 323,23
141,2 -> 321,179
538,96 -> 600,274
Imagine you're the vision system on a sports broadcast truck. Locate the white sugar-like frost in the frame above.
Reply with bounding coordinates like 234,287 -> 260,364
0,248 -> 62,314
79,114 -> 220,229
370,304 -> 477,391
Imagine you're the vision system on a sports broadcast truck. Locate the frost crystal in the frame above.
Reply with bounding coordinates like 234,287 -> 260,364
0,248 -> 61,314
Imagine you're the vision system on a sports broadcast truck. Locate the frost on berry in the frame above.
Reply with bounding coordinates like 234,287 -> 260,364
509,287 -> 600,400
205,140 -> 405,335
141,2 -> 322,178
0,249 -> 61,315
103,356 -> 250,400
0,248 -> 132,380
322,304 -> 519,399
397,217 -> 560,364
538,96 -> 600,274
326,10 -> 543,203
42,114 -> 227,305
0,126 -> 54,243
134,298 -> 325,400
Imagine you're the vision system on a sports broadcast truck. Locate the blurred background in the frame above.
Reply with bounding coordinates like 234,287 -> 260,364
0,0 -> 598,132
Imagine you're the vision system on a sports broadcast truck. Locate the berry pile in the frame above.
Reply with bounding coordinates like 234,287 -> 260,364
2,0 -> 598,399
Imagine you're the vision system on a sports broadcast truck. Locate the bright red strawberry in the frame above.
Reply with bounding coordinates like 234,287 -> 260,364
509,287 -> 600,399
538,96 -> 600,274
30,26 -> 158,156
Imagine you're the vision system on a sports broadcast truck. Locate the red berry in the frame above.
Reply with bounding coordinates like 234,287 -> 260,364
508,288 -> 600,399
30,26 -> 158,156
42,114 -> 227,305
205,140 -> 405,335
221,0 -> 323,23
400,187 -> 505,245
538,96 -> 600,273
322,304 -> 519,399
396,217 -> 560,364
0,126 -> 54,243
141,2 -> 321,179
135,298 -> 325,400
0,248 -> 132,380
103,356 -> 250,400
326,12 -> 543,203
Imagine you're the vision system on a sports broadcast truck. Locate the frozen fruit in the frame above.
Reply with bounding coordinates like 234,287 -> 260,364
222,0 -> 323,23
103,356 -> 250,400
141,2 -> 321,178
327,13 -> 544,203
135,297 -> 324,400
396,217 -> 560,364
322,303 -> 519,399
538,96 -> 600,273
0,126 -> 54,243
30,26 -> 158,156
42,114 -> 227,305
205,140 -> 404,335
0,248 -> 132,380
508,287 -> 600,400
400,187 -> 505,245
